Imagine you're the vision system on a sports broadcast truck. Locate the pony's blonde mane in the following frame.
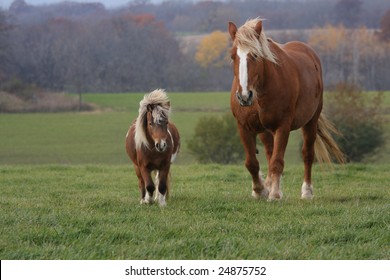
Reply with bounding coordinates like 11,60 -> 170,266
234,18 -> 277,64
134,89 -> 171,150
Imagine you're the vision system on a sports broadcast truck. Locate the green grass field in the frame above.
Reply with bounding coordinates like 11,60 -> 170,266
0,92 -> 389,259
1,163 -> 389,259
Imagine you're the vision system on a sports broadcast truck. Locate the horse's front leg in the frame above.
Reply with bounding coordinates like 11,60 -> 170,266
238,126 -> 268,199
268,127 -> 290,200
139,166 -> 155,204
259,131 -> 274,191
155,166 -> 170,207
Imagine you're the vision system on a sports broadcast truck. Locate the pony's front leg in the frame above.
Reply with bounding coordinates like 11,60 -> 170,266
140,167 -> 155,204
268,127 -> 290,201
134,165 -> 146,204
238,126 -> 268,199
156,167 -> 170,207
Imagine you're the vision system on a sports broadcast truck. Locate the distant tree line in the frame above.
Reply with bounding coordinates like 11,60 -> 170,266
1,0 -> 390,93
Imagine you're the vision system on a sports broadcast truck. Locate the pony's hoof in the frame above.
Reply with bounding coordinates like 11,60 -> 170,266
301,182 -> 313,199
268,191 -> 283,201
252,188 -> 270,199
156,192 -> 167,207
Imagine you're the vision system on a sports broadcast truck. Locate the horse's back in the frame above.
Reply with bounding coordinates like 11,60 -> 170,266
278,41 -> 324,128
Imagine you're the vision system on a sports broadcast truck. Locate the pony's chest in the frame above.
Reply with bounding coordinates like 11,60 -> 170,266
140,149 -> 172,170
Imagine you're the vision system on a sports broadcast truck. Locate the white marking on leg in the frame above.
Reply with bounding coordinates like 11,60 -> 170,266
237,47 -> 249,98
251,171 -> 269,199
301,181 -> 314,199
268,174 -> 283,201
144,191 -> 154,204
157,192 -> 166,207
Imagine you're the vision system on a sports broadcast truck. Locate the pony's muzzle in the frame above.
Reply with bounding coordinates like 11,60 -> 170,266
236,90 -> 253,106
155,140 -> 167,152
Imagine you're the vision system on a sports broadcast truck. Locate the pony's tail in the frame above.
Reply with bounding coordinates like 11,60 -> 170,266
315,114 -> 345,164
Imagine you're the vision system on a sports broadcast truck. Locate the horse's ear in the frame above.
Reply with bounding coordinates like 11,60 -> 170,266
228,22 -> 237,41
166,101 -> 170,108
254,20 -> 263,38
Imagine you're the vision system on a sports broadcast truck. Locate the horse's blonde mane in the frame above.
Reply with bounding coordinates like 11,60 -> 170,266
234,18 -> 277,64
134,89 -> 171,150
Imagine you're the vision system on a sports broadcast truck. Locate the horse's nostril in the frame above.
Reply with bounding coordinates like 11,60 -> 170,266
156,143 -> 160,149
248,90 -> 253,99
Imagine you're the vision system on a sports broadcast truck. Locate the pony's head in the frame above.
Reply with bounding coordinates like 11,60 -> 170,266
228,18 -> 277,106
135,89 -> 171,152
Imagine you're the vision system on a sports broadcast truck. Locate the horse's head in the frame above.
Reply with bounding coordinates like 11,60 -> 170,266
228,19 -> 277,107
146,104 -> 170,152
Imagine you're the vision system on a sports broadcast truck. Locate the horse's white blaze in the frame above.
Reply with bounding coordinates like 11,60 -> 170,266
237,47 -> 249,98
301,181 -> 314,199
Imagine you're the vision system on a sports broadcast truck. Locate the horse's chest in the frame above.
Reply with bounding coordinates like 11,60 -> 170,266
232,106 -> 264,132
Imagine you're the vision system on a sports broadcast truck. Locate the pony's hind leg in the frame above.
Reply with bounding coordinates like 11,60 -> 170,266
239,126 -> 268,199
301,118 -> 318,199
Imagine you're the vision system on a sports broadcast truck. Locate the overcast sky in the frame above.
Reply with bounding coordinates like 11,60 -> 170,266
1,0 -> 168,9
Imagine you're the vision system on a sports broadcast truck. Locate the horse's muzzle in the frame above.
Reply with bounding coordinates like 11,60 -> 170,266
236,91 -> 253,106
155,140 -> 167,152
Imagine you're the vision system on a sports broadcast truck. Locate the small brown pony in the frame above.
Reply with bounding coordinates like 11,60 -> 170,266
228,19 -> 344,200
125,89 -> 180,206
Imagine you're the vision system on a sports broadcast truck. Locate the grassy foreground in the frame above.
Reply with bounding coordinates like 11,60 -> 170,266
1,163 -> 389,260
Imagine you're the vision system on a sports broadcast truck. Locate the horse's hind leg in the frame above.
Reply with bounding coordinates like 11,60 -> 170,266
301,117 -> 318,199
239,126 -> 268,199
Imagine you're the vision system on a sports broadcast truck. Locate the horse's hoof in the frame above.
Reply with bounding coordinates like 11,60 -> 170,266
252,188 -> 269,199
268,191 -> 283,201
301,182 -> 313,199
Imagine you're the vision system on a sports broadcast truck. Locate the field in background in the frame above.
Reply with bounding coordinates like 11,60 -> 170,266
0,92 -> 347,165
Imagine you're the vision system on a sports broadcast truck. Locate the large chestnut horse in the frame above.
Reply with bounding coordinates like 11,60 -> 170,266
228,19 -> 344,200
125,89 -> 180,206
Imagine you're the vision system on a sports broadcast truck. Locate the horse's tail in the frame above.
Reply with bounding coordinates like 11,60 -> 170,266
315,114 -> 345,164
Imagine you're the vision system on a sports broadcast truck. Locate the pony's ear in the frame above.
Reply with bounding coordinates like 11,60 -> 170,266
166,101 -> 170,108
228,22 -> 237,41
254,20 -> 263,38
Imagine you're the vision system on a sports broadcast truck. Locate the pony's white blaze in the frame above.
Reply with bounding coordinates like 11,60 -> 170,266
237,47 -> 249,98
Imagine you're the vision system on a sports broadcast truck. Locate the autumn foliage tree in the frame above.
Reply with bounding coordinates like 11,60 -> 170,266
309,25 -> 390,90
195,30 -> 229,68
